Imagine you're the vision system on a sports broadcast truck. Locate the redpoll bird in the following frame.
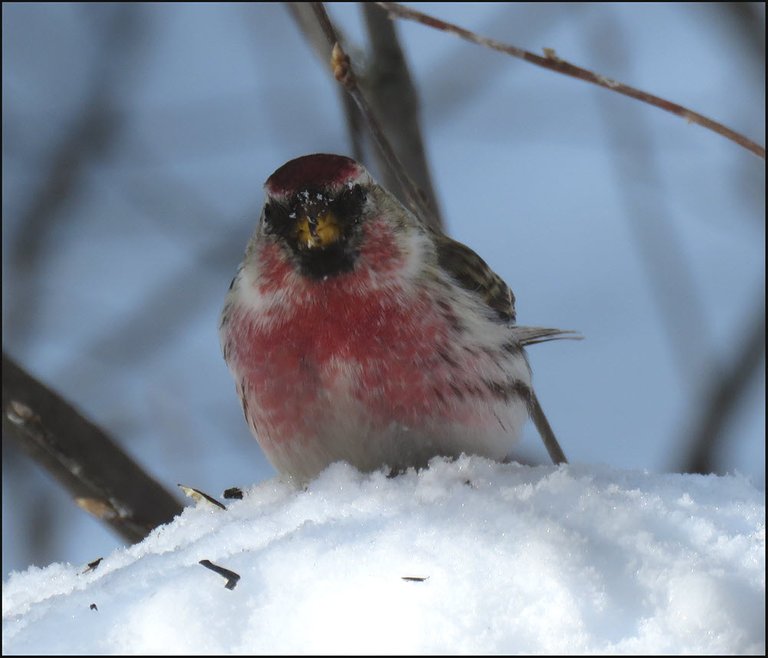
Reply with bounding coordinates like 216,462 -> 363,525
220,154 -> 571,483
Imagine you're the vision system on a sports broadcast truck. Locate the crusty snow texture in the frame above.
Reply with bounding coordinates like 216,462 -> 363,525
3,458 -> 765,654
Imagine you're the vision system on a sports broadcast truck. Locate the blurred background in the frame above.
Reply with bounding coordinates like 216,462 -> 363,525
3,2 -> 764,577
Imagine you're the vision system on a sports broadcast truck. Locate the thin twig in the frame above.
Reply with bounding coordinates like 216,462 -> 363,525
308,2 -> 439,227
3,353 -> 183,543
378,2 -> 765,160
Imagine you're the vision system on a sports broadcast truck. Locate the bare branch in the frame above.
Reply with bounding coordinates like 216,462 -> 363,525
3,353 -> 183,543
361,3 -> 443,229
307,2 -> 440,228
284,2 -> 366,162
378,2 -> 766,160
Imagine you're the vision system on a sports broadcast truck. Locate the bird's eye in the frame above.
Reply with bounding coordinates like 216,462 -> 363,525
263,201 -> 291,237
333,184 -> 366,222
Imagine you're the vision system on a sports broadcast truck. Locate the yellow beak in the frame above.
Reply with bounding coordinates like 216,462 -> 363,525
296,211 -> 341,249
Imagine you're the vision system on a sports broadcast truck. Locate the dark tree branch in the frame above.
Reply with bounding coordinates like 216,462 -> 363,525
680,302 -> 765,475
3,353 -> 183,543
718,3 -> 766,60
379,2 -> 766,160
284,2 -> 366,163
361,3 -> 443,229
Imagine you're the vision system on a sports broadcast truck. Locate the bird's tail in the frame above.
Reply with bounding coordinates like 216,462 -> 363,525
512,326 -> 582,347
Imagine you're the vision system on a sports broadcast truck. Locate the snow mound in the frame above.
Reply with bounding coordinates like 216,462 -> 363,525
2,457 -> 765,654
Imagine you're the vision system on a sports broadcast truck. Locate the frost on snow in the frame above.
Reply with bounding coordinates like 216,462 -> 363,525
2,457 -> 765,654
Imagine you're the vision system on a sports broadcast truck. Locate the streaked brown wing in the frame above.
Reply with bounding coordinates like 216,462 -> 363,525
433,231 -> 516,324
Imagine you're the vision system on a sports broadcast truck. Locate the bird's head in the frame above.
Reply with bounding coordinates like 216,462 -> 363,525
259,154 -> 376,279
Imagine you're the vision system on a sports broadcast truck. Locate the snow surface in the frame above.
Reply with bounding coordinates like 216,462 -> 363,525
3,457 -> 764,654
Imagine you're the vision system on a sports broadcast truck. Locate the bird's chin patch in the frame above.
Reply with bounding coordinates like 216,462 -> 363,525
296,244 -> 356,279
